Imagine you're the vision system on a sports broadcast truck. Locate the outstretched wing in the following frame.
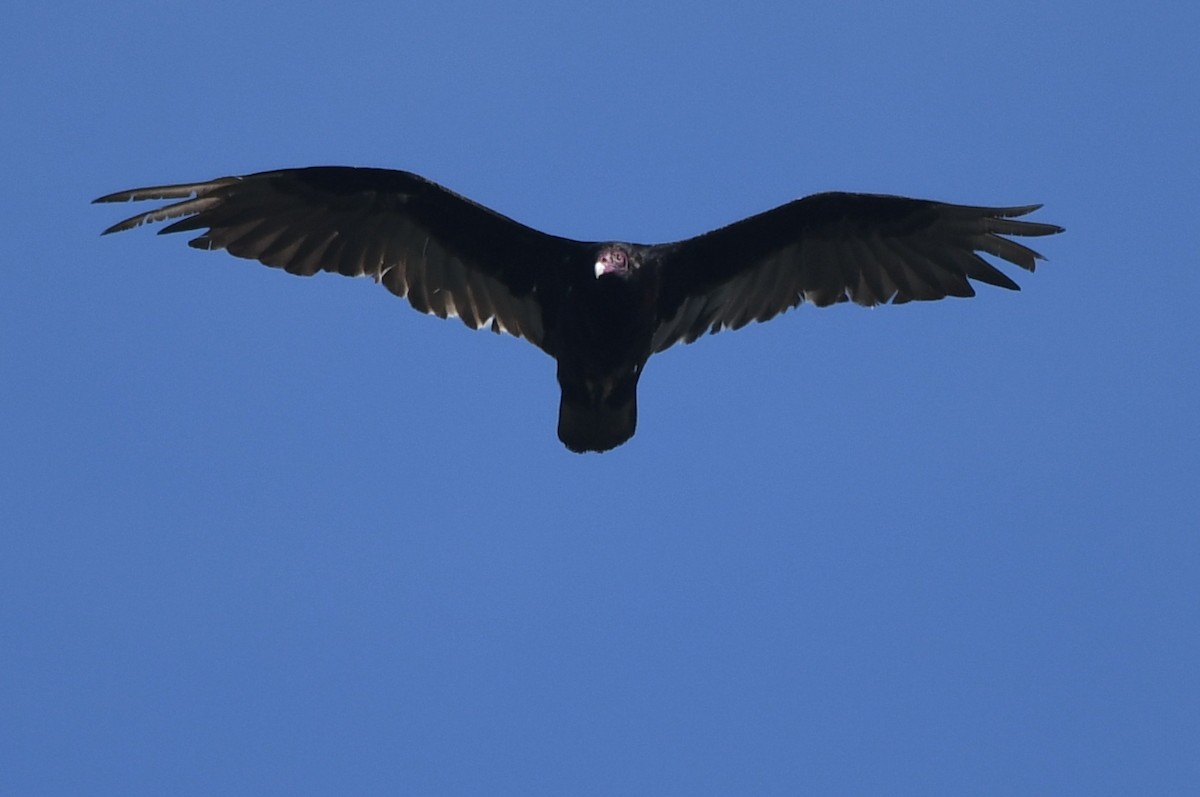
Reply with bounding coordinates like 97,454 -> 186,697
651,192 -> 1063,352
96,167 -> 585,350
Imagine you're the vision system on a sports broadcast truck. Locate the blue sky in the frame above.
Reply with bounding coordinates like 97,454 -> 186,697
3,1 -> 1197,794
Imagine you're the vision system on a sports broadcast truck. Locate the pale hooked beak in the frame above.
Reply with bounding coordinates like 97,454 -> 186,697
594,259 -> 607,279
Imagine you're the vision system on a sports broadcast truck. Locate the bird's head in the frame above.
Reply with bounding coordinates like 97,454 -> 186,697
594,244 -> 637,280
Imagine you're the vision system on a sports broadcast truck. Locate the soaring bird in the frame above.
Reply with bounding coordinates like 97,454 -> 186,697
96,166 -> 1062,453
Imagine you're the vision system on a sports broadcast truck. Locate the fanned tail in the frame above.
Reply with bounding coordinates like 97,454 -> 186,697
556,369 -> 641,453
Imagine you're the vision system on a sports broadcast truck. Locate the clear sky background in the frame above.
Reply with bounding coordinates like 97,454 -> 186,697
3,1 -> 1197,794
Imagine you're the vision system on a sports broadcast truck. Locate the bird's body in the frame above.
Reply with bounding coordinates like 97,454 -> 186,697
552,249 -> 660,451
96,166 -> 1062,452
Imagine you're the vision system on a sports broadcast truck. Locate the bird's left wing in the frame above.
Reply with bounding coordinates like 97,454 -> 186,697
650,192 -> 1063,352
96,167 -> 582,350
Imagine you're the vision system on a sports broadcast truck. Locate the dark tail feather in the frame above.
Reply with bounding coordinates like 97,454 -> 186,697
557,392 -> 638,453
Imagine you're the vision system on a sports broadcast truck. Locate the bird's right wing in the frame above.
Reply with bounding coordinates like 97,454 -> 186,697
96,167 -> 585,351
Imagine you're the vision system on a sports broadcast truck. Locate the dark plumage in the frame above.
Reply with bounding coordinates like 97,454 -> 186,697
95,166 -> 1062,453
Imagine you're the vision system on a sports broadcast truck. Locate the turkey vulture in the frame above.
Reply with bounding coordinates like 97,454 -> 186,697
95,166 -> 1062,453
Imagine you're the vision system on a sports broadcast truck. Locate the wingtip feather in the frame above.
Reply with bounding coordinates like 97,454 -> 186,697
93,178 -> 240,205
